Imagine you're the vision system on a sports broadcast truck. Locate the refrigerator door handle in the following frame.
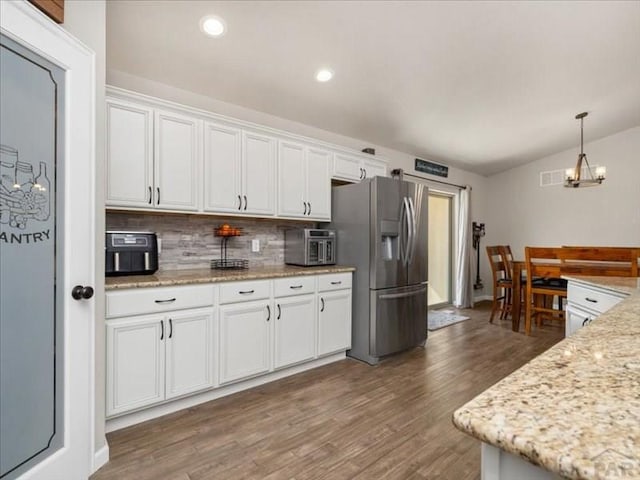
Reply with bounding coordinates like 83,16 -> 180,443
400,197 -> 409,264
406,196 -> 417,265
403,196 -> 414,266
378,286 -> 427,300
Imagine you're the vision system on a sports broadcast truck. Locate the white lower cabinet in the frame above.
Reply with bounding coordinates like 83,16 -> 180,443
274,294 -> 316,369
565,278 -> 628,337
106,314 -> 165,416
106,308 -> 214,417
165,310 -> 214,399
219,300 -> 272,384
318,288 -> 352,356
106,272 -> 353,427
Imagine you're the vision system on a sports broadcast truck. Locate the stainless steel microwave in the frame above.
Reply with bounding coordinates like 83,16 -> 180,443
284,229 -> 336,266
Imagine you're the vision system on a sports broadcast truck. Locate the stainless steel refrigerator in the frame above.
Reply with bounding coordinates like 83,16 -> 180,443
324,176 -> 428,365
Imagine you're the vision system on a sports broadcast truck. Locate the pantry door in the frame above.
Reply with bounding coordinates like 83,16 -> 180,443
0,2 -> 95,480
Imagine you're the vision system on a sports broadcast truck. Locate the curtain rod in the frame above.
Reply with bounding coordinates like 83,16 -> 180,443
390,169 -> 468,190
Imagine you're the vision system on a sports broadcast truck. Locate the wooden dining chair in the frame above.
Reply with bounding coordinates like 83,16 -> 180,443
524,247 -> 568,335
487,246 -> 512,323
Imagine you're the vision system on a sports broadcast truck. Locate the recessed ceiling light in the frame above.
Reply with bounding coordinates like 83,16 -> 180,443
315,69 -> 334,82
200,15 -> 226,37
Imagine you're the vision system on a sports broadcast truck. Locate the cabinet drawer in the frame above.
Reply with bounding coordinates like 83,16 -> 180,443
274,276 -> 316,297
220,280 -> 271,304
106,285 -> 215,319
318,273 -> 352,292
567,282 -> 626,314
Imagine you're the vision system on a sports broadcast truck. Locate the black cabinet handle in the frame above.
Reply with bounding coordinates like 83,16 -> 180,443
363,168 -> 367,179
239,290 -> 254,295
303,202 -> 307,215
320,297 -> 325,312
160,320 -> 164,340
359,168 -> 363,180
71,285 -> 94,300
238,195 -> 242,210
148,186 -> 152,204
582,317 -> 590,326
243,195 -> 247,211
277,304 -> 281,320
155,298 -> 176,304
330,281 -> 342,285
585,297 -> 598,303
290,285 -> 303,289
266,304 -> 271,322
169,319 -> 173,338
156,187 -> 160,205
307,202 -> 311,215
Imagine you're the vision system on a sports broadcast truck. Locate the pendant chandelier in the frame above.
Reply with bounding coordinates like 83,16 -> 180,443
565,112 -> 606,188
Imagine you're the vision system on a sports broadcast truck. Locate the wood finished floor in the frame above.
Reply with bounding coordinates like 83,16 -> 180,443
92,302 -> 564,480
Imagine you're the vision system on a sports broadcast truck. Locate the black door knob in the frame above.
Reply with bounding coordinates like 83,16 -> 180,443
72,285 -> 94,300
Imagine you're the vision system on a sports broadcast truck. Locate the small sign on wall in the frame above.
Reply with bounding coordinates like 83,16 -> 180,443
415,158 -> 449,178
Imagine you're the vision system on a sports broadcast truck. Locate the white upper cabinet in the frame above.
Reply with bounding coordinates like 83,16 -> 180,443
333,152 -> 387,183
278,141 -> 306,217
333,153 -> 362,182
106,90 -> 388,219
154,110 -> 200,211
277,141 -> 331,220
204,126 -> 276,216
203,122 -> 243,213
106,100 -> 153,207
305,147 -> 332,220
106,99 -> 201,211
243,131 -> 276,216
362,158 -> 387,180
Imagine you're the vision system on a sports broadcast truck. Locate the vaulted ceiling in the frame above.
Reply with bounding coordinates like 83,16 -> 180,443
107,1 -> 640,175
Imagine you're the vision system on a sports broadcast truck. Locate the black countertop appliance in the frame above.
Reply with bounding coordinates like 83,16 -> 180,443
106,231 -> 158,276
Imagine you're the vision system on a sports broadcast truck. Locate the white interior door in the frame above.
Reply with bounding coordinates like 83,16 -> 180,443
0,3 -> 95,479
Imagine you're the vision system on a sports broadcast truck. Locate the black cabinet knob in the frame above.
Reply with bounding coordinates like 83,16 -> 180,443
71,285 -> 94,300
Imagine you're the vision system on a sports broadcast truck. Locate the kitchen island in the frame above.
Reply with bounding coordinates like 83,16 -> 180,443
453,276 -> 640,480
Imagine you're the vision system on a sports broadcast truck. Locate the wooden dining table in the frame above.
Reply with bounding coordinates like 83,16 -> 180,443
509,260 -> 636,332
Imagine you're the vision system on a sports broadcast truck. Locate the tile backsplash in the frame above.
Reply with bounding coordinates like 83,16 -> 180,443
106,212 -> 315,271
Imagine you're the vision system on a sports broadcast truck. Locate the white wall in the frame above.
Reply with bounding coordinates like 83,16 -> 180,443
482,125 -> 640,282
61,0 -> 107,458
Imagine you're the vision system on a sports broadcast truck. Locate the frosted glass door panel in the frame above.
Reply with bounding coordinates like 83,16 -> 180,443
427,194 -> 452,306
0,36 -> 64,480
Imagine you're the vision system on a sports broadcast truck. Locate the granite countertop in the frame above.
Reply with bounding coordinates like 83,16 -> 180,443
453,276 -> 640,480
106,265 -> 355,290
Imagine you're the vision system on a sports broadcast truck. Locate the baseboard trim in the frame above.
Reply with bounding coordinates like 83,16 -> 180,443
106,352 -> 347,433
92,443 -> 109,473
474,295 -> 492,303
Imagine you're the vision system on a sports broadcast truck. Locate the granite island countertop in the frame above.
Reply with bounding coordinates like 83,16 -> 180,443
453,275 -> 640,480
106,265 -> 356,290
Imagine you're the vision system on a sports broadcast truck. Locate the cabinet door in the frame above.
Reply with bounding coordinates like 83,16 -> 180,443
565,305 -> 596,338
106,100 -> 153,207
274,295 -> 316,369
203,122 -> 243,213
333,153 -> 362,182
165,309 -> 215,399
154,110 -> 201,211
219,300 -> 272,384
243,131 -> 276,215
306,147 -> 332,220
362,159 -> 387,179
277,140 -> 306,218
318,290 -> 352,356
106,315 -> 165,416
